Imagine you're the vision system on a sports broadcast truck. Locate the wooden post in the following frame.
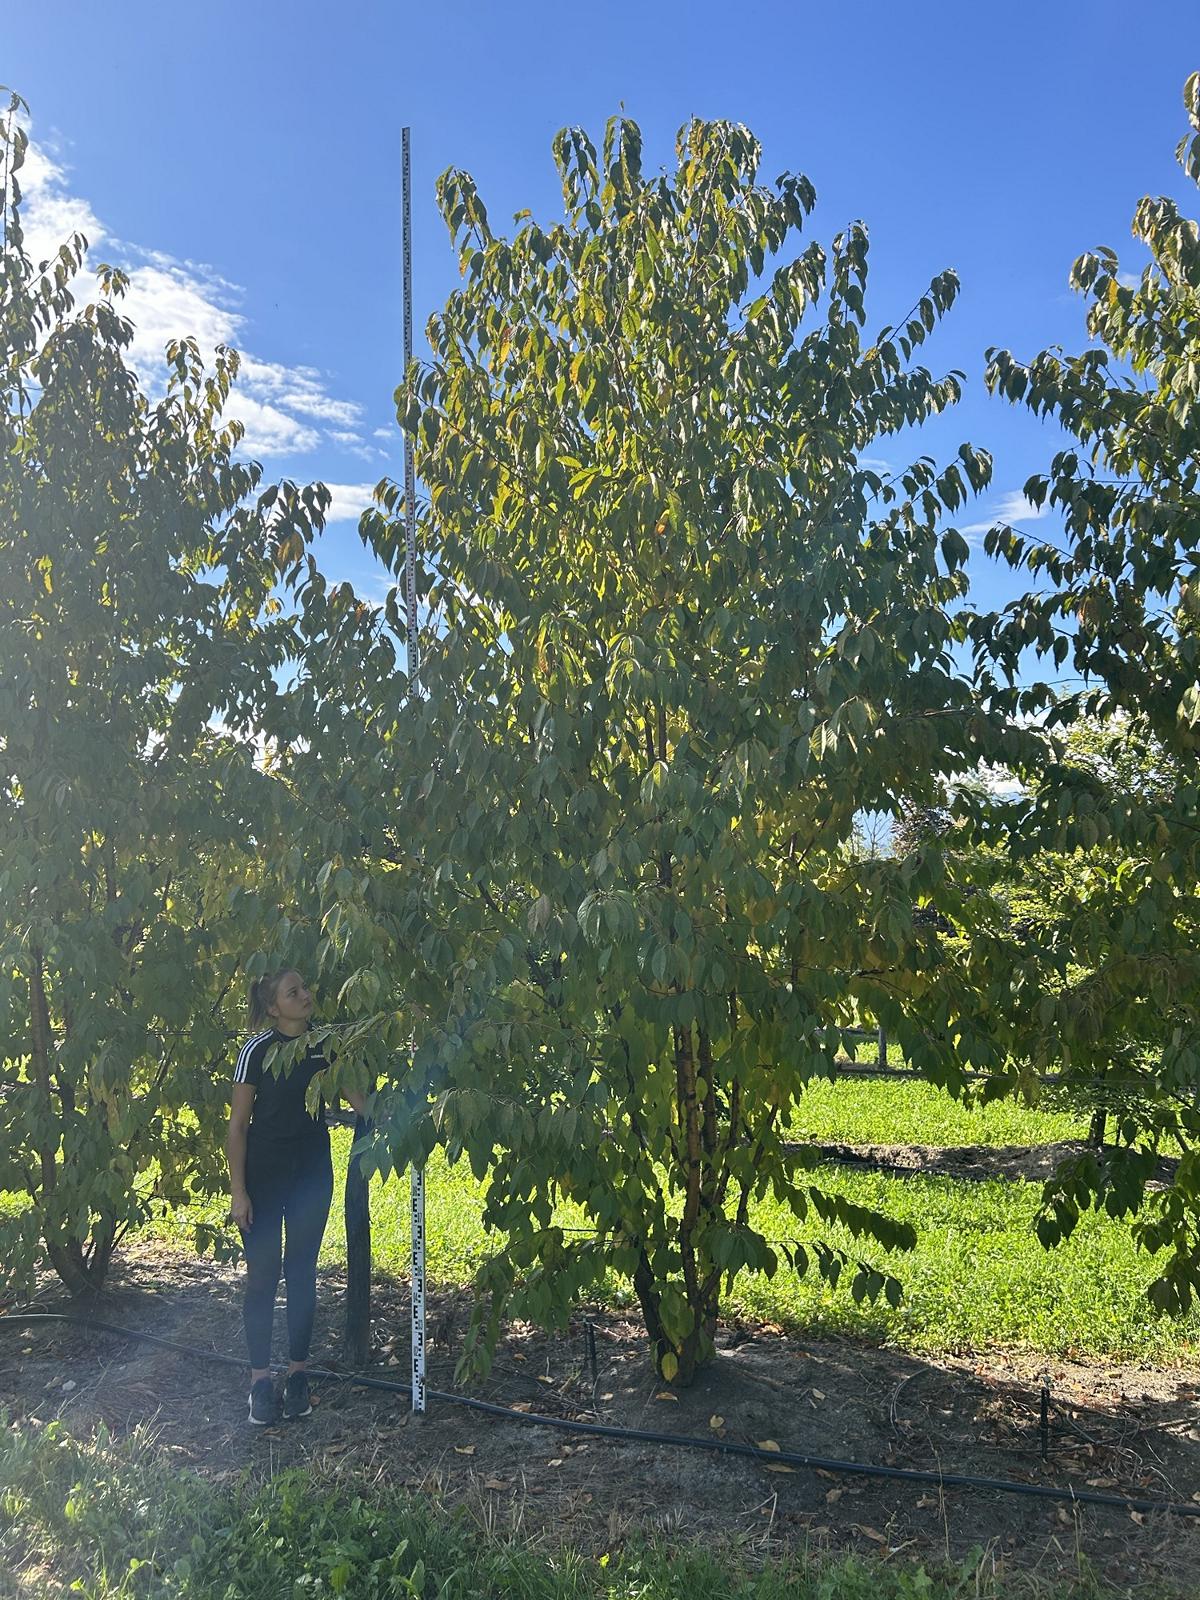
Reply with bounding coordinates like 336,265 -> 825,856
877,1026 -> 888,1069
344,1111 -> 371,1365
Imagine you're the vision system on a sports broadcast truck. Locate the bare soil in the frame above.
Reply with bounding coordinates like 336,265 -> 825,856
789,1139 -> 1180,1189
2,1231 -> 1199,1595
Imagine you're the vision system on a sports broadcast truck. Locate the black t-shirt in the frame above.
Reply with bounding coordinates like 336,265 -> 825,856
232,1027 -> 329,1145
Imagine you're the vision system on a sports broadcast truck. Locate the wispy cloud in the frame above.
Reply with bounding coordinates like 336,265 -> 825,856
18,129 -> 366,463
960,491 -> 1048,540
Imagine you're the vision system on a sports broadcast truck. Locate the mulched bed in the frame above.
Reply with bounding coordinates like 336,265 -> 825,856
3,1237 -> 1200,1595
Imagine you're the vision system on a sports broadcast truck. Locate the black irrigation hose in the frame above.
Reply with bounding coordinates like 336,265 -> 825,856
3,1311 -> 1199,1521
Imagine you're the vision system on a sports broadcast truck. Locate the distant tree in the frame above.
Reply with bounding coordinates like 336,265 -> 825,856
890,790 -> 952,863
0,94 -> 326,1296
972,73 -> 1200,1313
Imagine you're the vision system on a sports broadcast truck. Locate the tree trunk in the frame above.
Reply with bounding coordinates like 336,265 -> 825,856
344,1113 -> 372,1365
28,947 -> 59,1201
1088,1108 -> 1107,1150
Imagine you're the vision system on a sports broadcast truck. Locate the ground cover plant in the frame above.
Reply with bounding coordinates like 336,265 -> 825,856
3,1413 -> 1141,1600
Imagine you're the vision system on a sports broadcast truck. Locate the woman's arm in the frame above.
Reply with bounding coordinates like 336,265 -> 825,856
226,1081 -> 256,1229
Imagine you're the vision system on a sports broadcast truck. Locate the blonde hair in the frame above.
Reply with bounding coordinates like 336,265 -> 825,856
248,968 -> 298,1029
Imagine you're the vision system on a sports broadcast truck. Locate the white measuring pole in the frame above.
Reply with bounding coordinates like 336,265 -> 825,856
402,123 -> 426,1416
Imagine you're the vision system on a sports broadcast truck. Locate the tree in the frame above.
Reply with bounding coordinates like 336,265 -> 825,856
309,116 -> 1044,1385
969,72 -> 1200,1313
0,93 -> 327,1296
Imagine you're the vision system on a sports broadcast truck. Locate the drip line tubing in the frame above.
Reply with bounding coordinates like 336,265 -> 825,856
3,1311 -> 1198,1519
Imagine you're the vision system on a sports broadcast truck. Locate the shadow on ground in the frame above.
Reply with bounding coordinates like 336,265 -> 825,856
2,1239 -> 1199,1595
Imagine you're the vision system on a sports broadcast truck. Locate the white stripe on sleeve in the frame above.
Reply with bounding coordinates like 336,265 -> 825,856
233,1030 -> 275,1084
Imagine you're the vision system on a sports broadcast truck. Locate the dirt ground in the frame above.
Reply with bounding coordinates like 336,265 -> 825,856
3,1231 -> 1200,1595
790,1139 -> 1181,1189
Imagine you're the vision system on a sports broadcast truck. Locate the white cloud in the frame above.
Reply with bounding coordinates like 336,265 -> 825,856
323,482 -> 379,522
120,262 -> 243,373
960,492 -> 1048,539
228,394 -> 321,456
16,122 -> 363,464
373,426 -> 395,440
18,141 -> 103,275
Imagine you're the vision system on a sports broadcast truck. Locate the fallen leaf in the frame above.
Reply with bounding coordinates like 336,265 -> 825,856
811,1388 -> 826,1401
856,1524 -> 887,1544
536,1375 -> 555,1385
61,1380 -> 76,1393
600,1392 -> 614,1401
765,1463 -> 795,1474
709,1415 -> 724,1430
654,1391 -> 678,1403
482,1478 -> 510,1491
1130,1510 -> 1145,1526
510,1402 -> 532,1413
826,1488 -> 843,1503
547,1458 -> 564,1467
757,1439 -> 781,1452
511,1353 -> 527,1363
454,1445 -> 476,1456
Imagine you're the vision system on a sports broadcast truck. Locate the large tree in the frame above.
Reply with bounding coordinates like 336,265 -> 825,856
0,94 -> 326,1296
969,72 -> 1200,1313
304,117 -> 1046,1385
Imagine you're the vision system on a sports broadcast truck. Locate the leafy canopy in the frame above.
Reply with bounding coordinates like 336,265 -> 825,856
305,115 -> 1044,1382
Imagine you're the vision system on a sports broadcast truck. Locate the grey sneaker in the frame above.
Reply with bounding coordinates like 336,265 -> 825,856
282,1371 -> 312,1419
248,1376 -> 280,1426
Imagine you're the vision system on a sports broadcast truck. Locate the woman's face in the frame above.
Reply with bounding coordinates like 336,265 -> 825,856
269,971 -> 314,1029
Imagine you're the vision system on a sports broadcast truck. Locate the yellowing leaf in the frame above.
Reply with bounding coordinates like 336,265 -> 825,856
453,1444 -> 476,1456
765,1463 -> 795,1474
757,1439 -> 781,1452
483,1478 -> 510,1491
654,1391 -> 678,1402
709,1415 -> 724,1430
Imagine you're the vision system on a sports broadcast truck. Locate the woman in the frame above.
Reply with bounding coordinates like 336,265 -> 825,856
226,968 -> 367,1426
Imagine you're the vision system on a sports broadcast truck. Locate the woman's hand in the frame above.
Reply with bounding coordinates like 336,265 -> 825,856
229,1190 -> 254,1231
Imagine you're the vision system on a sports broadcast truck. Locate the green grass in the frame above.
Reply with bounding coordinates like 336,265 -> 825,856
145,1075 -> 1200,1364
0,1413 -> 1155,1600
784,1076 -> 1089,1148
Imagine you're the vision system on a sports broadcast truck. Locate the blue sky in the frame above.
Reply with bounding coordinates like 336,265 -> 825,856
6,0 -> 1199,620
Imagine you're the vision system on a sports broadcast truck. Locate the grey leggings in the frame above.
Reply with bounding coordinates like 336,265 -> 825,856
239,1134 -> 334,1369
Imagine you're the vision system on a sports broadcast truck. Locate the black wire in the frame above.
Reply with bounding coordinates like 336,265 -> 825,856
3,1312 -> 1199,1519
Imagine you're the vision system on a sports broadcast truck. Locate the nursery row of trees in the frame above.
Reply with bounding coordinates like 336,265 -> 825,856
2,76 -> 1199,1382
